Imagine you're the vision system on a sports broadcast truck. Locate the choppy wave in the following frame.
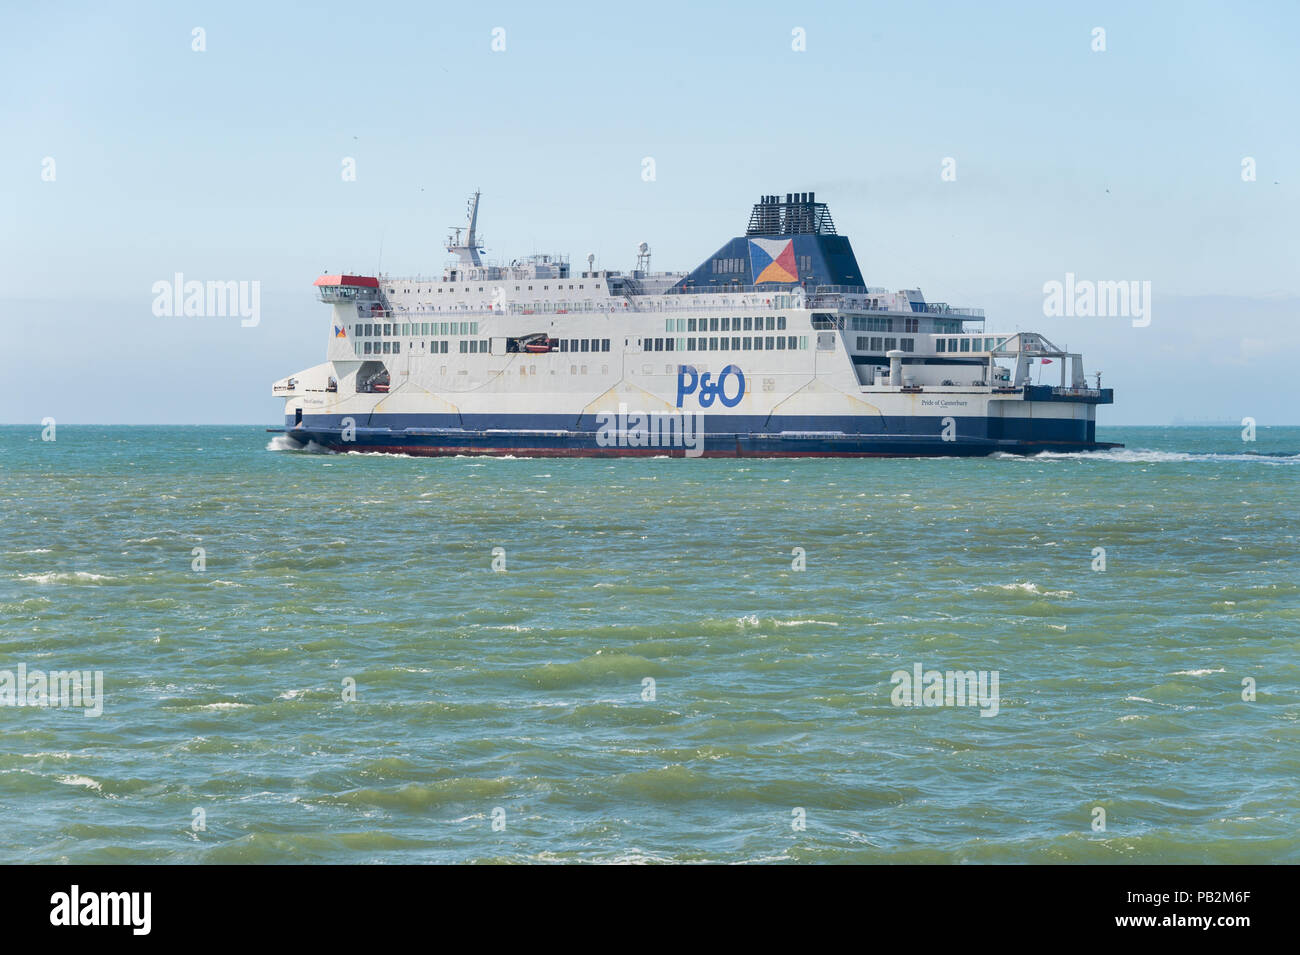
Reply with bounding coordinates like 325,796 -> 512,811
987,581 -> 1074,598
18,571 -> 113,584
265,434 -> 302,451
1011,448 -> 1300,465
266,434 -> 332,453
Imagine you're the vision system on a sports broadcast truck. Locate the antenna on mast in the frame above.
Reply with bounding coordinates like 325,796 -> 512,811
446,190 -> 484,266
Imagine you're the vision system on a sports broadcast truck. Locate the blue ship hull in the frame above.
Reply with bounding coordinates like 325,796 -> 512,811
277,412 -> 1120,457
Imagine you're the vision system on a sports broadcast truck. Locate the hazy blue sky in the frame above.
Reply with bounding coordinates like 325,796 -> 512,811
2,0 -> 1297,424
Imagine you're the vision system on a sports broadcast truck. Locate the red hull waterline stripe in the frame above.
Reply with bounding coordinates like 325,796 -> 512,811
318,443 -> 1120,459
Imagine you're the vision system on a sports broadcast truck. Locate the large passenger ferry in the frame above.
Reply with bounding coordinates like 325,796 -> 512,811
272,191 -> 1116,456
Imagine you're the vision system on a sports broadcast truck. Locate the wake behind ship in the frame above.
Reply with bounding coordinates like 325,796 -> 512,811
272,191 -> 1117,457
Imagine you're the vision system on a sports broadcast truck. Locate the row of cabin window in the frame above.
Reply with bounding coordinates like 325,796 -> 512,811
393,283 -> 599,293
644,335 -> 807,352
849,316 -> 921,333
362,340 -> 410,355
664,316 -> 786,333
855,337 -> 916,352
359,339 -> 611,357
361,340 -> 453,355
356,322 -> 480,336
556,339 -> 610,352
936,337 -> 1001,353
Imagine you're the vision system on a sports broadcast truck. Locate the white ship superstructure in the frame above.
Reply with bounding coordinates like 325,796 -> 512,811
273,191 -> 1115,456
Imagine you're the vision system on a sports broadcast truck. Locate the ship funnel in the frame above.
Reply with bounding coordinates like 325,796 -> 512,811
746,191 -> 837,236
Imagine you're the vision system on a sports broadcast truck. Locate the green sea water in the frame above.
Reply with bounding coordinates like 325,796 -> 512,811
0,425 -> 1297,864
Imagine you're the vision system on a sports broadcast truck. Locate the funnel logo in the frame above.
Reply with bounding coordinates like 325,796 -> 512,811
749,238 -> 798,284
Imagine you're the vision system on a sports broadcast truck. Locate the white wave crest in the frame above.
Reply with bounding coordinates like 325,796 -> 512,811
267,434 -> 333,453
266,434 -> 303,451
1009,448 -> 1300,466
991,581 -> 1074,598
19,571 -> 112,584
